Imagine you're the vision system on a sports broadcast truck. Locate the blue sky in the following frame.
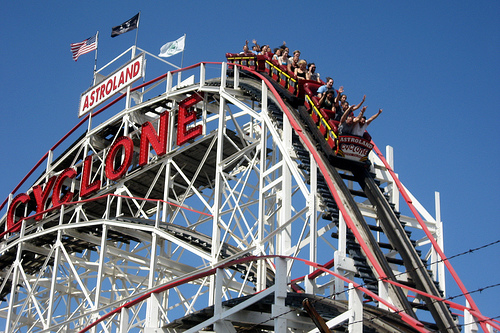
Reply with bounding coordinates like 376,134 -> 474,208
1,0 -> 499,324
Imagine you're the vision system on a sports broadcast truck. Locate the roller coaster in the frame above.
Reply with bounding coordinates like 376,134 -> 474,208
0,46 -> 497,332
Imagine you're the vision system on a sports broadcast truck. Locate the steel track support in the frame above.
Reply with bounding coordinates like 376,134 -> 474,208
334,213 -> 354,301
279,109 -> 292,258
146,226 -> 160,329
47,205 -> 64,326
5,218 -> 26,333
119,307 -> 129,333
256,80 -> 268,292
347,282 -> 363,332
93,224 -> 108,331
213,267 -> 236,332
305,156 -> 318,294
273,257 -> 289,332
209,89 -> 226,306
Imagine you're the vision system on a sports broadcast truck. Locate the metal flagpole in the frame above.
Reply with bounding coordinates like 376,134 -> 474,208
127,12 -> 141,111
88,31 -> 99,132
177,34 -> 186,86
93,31 -> 99,85
180,34 -> 186,69
133,12 -> 141,58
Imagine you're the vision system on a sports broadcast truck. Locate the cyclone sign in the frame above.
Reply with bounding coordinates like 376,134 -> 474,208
6,93 -> 204,236
79,53 -> 145,117
337,135 -> 374,161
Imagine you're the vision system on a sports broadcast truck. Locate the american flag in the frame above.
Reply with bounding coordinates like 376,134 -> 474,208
70,34 -> 97,61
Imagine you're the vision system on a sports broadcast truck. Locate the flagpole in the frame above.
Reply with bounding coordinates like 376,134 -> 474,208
133,11 -> 141,58
180,33 -> 186,69
178,34 -> 186,86
93,31 -> 99,85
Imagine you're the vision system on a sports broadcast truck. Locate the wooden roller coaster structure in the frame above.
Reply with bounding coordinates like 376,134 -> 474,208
0,46 -> 497,332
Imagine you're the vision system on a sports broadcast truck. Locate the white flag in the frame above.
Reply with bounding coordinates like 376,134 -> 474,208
159,35 -> 185,57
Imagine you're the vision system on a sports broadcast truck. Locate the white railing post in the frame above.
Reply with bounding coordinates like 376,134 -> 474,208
234,64 -> 240,88
386,145 -> 400,212
435,191 -> 446,297
166,71 -> 173,94
199,63 -> 206,88
46,149 -> 53,173
220,62 -> 227,89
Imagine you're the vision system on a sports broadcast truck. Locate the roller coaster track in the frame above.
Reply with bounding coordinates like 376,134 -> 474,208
0,56 -> 496,332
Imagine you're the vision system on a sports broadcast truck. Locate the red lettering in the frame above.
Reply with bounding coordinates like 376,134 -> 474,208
139,111 -> 169,166
80,155 -> 102,197
99,84 -> 106,100
113,76 -> 117,90
52,168 -> 77,207
133,60 -> 140,76
94,86 -> 101,103
105,136 -> 134,181
126,66 -> 133,82
118,71 -> 125,87
106,79 -> 113,95
7,193 -> 30,233
90,90 -> 95,107
33,176 -> 57,221
177,93 -> 204,146
83,96 -> 89,112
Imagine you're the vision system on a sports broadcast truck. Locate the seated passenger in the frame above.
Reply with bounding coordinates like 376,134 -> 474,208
319,86 -> 343,119
259,44 -> 270,55
317,77 -> 336,99
240,41 -> 253,55
341,94 -> 366,112
335,101 -> 348,122
251,39 -> 260,54
338,105 -> 358,136
272,48 -> 282,61
288,50 -> 301,73
294,60 -> 311,80
319,89 -> 334,108
278,48 -> 290,67
340,93 -> 347,105
317,89 -> 336,119
335,94 -> 365,121
308,63 -> 321,83
331,86 -> 344,118
351,107 -> 382,137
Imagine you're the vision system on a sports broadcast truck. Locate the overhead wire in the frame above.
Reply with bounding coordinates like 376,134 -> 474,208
233,237 -> 500,332
235,276 -> 500,332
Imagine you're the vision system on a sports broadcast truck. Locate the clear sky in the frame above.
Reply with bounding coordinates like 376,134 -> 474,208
1,0 -> 499,324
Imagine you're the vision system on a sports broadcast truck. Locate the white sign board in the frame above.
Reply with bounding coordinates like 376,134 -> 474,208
79,53 -> 145,117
